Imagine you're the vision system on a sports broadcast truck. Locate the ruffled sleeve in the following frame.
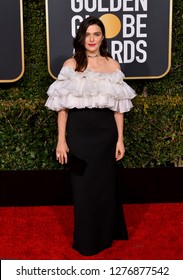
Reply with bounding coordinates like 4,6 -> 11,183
45,66 -> 136,113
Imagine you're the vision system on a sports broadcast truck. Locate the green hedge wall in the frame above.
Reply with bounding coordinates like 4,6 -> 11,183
0,0 -> 183,170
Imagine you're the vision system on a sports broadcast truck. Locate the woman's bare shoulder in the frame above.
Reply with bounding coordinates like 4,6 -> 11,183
63,57 -> 76,69
107,57 -> 121,71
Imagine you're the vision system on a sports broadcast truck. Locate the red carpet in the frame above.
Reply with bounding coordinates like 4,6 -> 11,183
0,203 -> 183,260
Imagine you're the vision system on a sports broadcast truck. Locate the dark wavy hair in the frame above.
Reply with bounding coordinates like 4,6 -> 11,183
73,16 -> 112,72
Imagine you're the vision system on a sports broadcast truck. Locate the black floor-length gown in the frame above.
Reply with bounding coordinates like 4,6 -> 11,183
45,65 -> 136,256
67,108 -> 128,256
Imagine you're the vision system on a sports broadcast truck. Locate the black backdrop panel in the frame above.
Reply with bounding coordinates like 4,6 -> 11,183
0,0 -> 24,82
46,0 -> 173,79
0,168 -> 182,206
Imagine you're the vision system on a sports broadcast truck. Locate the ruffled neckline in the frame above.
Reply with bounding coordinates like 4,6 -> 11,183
60,66 -> 125,81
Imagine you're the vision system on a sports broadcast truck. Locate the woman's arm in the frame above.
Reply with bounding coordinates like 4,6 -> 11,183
56,109 -> 69,164
114,111 -> 125,161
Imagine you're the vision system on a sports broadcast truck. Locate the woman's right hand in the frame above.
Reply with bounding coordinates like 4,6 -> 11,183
56,141 -> 69,164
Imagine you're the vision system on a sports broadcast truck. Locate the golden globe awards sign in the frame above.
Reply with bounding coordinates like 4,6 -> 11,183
46,0 -> 173,79
0,0 -> 24,83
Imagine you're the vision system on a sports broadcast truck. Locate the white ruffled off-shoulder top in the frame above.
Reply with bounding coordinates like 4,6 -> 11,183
45,66 -> 136,113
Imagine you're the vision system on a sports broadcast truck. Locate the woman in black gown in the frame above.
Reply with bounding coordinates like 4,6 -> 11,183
45,16 -> 136,256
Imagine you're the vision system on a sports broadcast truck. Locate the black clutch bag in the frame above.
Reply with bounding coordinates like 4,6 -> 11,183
66,153 -> 87,176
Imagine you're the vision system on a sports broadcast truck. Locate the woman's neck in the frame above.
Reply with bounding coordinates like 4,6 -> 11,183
86,52 -> 100,58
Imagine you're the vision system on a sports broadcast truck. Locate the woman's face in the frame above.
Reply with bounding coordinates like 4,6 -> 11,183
84,24 -> 104,55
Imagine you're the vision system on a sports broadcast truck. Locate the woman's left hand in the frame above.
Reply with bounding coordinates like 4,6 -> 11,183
115,140 -> 125,161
